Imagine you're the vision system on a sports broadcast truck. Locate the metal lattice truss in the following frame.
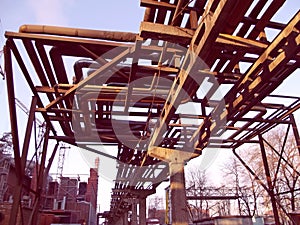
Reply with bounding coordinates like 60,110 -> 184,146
3,0 -> 300,223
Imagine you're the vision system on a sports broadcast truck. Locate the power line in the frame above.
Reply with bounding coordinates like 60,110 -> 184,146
56,144 -> 70,180
14,97 -> 43,125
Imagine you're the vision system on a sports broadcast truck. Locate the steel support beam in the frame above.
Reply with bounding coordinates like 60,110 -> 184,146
140,22 -> 267,52
123,212 -> 129,225
139,197 -> 147,225
232,149 -> 270,193
131,198 -> 138,225
147,0 -> 253,151
259,134 -> 281,225
21,96 -> 38,171
45,47 -> 131,110
193,10 -> 300,151
140,0 -> 203,15
5,43 -> 24,225
289,114 -> 300,155
29,125 -> 50,225
140,22 -> 194,45
233,144 -> 297,223
4,43 -> 21,181
7,93 -> 39,225
262,137 -> 300,178
7,38 -> 57,135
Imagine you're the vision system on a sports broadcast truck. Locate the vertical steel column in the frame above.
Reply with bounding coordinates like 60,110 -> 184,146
165,187 -> 170,225
259,134 -> 280,225
139,197 -> 146,225
44,143 -> 59,180
129,189 -> 155,225
5,42 -> 23,225
289,114 -> 300,155
29,125 -> 50,225
21,96 -> 38,170
4,42 -> 22,176
131,198 -> 138,225
123,211 -> 128,225
8,95 -> 37,224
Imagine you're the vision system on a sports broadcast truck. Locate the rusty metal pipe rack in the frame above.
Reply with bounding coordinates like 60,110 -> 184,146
3,0 -> 300,224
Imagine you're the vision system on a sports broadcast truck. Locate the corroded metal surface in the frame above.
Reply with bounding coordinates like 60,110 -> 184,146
4,0 -> 300,224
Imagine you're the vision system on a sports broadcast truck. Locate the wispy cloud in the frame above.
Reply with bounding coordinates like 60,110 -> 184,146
27,0 -> 69,25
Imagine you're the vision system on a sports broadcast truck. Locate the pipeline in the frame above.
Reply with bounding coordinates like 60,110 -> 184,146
19,24 -> 138,43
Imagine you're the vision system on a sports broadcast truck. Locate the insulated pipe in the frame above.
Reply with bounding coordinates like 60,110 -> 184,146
74,59 -> 177,85
74,60 -> 99,84
77,88 -> 166,137
19,24 -> 138,42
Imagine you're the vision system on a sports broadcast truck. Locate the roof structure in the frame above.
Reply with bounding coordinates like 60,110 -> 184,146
3,0 -> 300,224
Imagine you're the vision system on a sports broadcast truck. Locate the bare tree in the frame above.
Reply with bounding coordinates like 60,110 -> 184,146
228,126 -> 300,224
186,166 -> 210,221
222,155 -> 264,217
260,127 -> 300,224
148,195 -> 165,224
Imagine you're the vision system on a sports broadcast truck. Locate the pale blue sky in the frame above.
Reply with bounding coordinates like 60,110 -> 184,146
0,0 -> 144,32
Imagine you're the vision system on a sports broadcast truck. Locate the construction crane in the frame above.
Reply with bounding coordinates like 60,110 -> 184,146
56,144 -> 70,179
15,97 -> 69,179
13,97 -> 47,177
14,98 -> 43,126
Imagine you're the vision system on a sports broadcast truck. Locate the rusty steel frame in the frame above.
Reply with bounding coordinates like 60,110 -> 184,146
3,0 -> 300,224
233,121 -> 300,224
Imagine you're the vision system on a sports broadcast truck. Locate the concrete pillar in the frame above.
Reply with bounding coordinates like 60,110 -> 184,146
127,189 -> 155,225
123,211 -> 128,225
131,198 -> 138,225
113,216 -> 123,225
139,198 -> 147,225
148,147 -> 199,225
169,160 -> 188,225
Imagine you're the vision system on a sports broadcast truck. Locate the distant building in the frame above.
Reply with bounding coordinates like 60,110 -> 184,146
0,153 -> 11,203
40,167 -> 99,225
0,153 -> 99,225
0,154 -> 34,224
0,154 -> 33,204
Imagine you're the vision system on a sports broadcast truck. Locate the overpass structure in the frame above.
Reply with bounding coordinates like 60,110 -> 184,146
3,0 -> 300,225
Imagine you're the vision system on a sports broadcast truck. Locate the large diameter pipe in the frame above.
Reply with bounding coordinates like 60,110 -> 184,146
19,24 -> 138,42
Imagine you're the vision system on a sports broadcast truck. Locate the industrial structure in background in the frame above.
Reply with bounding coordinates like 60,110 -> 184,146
2,0 -> 300,225
0,147 -> 99,225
